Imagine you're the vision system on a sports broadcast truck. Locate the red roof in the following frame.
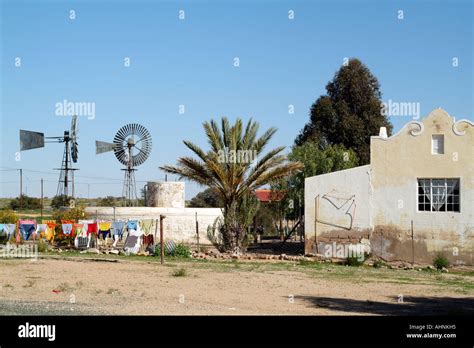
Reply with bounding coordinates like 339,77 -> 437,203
254,189 -> 285,203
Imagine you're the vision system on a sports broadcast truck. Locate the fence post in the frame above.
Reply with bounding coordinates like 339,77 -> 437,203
411,220 -> 414,265
314,196 -> 319,254
160,215 -> 165,264
195,212 -> 200,253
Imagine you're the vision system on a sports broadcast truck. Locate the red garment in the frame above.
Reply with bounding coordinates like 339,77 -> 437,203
87,223 -> 98,235
143,235 -> 154,247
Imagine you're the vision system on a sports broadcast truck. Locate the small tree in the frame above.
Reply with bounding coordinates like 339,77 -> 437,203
51,195 -> 72,209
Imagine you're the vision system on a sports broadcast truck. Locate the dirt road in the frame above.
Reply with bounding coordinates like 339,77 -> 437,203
0,256 -> 473,315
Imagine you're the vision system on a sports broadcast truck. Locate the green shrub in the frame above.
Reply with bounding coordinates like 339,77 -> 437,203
51,195 -> 73,209
9,195 -> 41,210
173,243 -> 191,258
155,243 -> 190,258
433,253 -> 449,270
52,206 -> 87,223
346,255 -> 364,267
373,259 -> 386,268
37,239 -> 47,253
0,209 -> 18,223
171,268 -> 187,277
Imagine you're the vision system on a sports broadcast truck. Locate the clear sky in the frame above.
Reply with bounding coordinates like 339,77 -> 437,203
1,0 -> 472,199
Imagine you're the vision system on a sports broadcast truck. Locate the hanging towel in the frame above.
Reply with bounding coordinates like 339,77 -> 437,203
36,224 -> 47,232
112,221 -> 125,237
127,220 -> 138,231
73,224 -> 83,237
36,224 -> 47,238
142,234 -> 154,247
87,223 -> 98,235
99,222 -> 112,231
140,219 -> 154,236
19,223 -> 36,241
62,223 -> 73,235
4,224 -> 16,241
45,224 -> 55,242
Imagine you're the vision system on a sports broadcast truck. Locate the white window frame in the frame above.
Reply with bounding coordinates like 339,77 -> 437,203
417,178 -> 460,213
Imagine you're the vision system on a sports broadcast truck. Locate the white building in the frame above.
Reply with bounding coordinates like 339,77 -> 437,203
304,109 -> 473,265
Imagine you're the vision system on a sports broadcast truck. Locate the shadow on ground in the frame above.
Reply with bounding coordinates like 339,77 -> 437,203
298,296 -> 474,315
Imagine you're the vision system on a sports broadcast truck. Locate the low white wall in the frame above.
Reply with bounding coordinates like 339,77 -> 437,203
85,207 -> 222,245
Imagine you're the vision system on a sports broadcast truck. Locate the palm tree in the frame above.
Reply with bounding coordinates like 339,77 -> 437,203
160,117 -> 303,252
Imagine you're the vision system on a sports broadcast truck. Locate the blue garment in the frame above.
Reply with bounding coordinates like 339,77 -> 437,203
19,224 -> 36,241
98,230 -> 110,240
127,220 -> 138,231
112,221 -> 125,237
62,223 -> 73,235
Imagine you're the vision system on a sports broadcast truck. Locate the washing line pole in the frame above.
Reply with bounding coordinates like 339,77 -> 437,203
40,178 -> 44,219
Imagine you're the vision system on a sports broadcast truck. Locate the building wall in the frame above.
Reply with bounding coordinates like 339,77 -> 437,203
304,165 -> 371,254
370,109 -> 474,264
146,181 -> 185,208
85,206 -> 222,246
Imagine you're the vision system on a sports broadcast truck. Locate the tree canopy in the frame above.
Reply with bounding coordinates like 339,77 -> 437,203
295,58 -> 393,164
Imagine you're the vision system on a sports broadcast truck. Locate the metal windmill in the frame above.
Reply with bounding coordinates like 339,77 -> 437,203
95,123 -> 152,206
20,115 -> 79,197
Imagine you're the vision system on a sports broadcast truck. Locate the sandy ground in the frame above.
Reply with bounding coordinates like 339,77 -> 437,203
0,256 -> 473,315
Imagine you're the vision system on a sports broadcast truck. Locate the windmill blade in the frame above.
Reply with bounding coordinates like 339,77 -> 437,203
95,140 -> 118,154
70,115 -> 78,140
20,130 -> 45,151
70,115 -> 79,162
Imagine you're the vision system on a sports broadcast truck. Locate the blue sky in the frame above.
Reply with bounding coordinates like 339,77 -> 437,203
1,0 -> 472,199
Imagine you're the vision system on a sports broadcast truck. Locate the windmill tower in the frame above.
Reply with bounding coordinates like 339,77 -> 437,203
20,115 -> 79,198
56,115 -> 79,197
96,123 -> 152,206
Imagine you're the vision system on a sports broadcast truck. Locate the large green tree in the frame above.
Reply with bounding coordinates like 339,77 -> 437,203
295,58 -> 393,164
160,117 -> 303,252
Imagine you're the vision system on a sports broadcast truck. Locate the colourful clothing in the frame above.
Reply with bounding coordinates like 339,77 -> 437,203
19,220 -> 36,241
87,223 -> 98,235
127,220 -> 138,231
45,225 -> 55,242
140,219 -> 154,236
36,224 -> 47,239
112,221 -> 125,237
4,224 -> 16,240
62,223 -> 73,235
99,222 -> 112,231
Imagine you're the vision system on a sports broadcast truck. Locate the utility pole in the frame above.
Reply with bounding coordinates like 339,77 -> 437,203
40,178 -> 44,219
19,169 -> 23,210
